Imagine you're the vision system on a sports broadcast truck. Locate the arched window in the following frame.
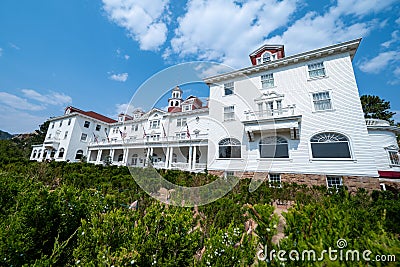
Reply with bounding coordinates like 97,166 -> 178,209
43,150 -> 48,159
259,136 -> 289,158
75,150 -> 84,160
262,52 -> 271,63
32,150 -> 37,158
58,148 -> 65,158
50,149 -> 56,158
310,132 -> 351,158
38,149 -> 42,158
117,154 -> 124,162
219,138 -> 241,158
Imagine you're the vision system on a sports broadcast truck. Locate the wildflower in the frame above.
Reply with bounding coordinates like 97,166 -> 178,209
81,231 -> 85,235
76,260 -> 81,264
266,228 -> 270,232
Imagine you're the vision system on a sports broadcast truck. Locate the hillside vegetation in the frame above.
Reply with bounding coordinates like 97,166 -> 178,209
0,140 -> 399,266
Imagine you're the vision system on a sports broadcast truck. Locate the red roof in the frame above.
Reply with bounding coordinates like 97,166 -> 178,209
65,106 -> 117,123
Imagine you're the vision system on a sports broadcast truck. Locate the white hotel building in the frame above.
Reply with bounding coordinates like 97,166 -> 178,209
31,39 -> 400,191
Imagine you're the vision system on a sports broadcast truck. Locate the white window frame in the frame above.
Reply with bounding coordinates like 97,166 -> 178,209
307,62 -> 326,79
95,124 -> 101,131
388,150 -> 400,166
268,173 -> 282,188
224,82 -> 234,96
326,176 -> 343,190
84,121 -> 90,128
311,91 -> 333,112
150,120 -> 160,129
80,133 -> 88,141
224,105 -> 235,121
177,118 -> 187,127
261,73 -> 274,89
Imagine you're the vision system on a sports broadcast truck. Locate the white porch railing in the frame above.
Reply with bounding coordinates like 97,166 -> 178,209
244,105 -> 296,121
365,118 -> 390,126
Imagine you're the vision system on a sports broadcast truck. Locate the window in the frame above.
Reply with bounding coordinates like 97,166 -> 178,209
308,62 -> 326,78
150,120 -> 160,129
269,174 -> 282,188
224,82 -> 234,95
95,124 -> 101,131
261,73 -> 274,88
219,138 -> 241,158
68,118 -> 72,126
32,150 -> 37,158
117,154 -> 124,162
183,105 -> 191,111
80,133 -> 88,141
224,171 -> 235,179
131,154 -> 138,165
64,131 -> 68,139
84,121 -> 90,128
259,136 -> 289,158
312,91 -> 332,111
132,124 -> 138,131
48,134 -> 52,139
326,176 -> 343,189
262,52 -> 271,63
224,106 -> 235,121
59,121 -> 62,127
58,148 -> 65,158
177,118 -> 187,127
51,122 -> 55,129
388,151 -> 400,166
38,150 -> 42,158
150,134 -> 160,141
75,150 -> 84,160
50,149 -> 56,158
176,133 -> 186,140
310,132 -> 351,159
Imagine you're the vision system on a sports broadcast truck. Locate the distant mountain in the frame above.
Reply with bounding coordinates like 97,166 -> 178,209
0,130 -> 13,140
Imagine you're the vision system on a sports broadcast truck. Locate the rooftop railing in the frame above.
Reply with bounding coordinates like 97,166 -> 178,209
244,105 -> 296,121
365,118 -> 391,126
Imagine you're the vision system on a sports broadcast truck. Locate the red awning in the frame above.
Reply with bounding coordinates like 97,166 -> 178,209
379,171 -> 400,179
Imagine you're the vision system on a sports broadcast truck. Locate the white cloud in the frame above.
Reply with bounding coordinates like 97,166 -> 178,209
169,0 -> 298,68
393,111 -> 400,123
102,0 -> 170,50
124,54 -> 130,60
262,0 -> 398,56
396,17 -> 400,25
359,51 -> 399,73
21,89 -> 72,106
109,72 -> 129,82
0,92 -> 45,111
381,30 -> 399,48
0,105 -> 47,134
9,43 -> 20,50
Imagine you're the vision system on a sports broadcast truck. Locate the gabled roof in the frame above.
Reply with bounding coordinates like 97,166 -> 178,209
65,106 -> 117,123
249,44 -> 284,57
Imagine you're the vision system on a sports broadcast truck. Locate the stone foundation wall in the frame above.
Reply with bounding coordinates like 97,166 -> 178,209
208,170 -> 381,192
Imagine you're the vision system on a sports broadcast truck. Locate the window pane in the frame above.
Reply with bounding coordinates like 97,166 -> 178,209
260,144 -> 289,158
311,143 -> 351,158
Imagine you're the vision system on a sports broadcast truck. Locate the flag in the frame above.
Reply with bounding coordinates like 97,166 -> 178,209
119,129 -> 127,140
162,124 -> 167,138
105,129 -> 110,142
92,133 -> 98,143
142,125 -> 147,139
186,124 -> 191,138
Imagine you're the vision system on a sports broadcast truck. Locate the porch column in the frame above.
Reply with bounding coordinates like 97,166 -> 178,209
96,150 -> 102,164
123,148 -> 129,165
110,149 -> 115,163
146,147 -> 151,166
192,146 -> 197,170
165,147 -> 170,168
188,146 -> 193,171
87,150 -> 92,162
168,146 -> 174,168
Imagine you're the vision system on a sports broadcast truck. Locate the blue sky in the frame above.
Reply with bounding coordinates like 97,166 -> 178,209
0,0 -> 399,133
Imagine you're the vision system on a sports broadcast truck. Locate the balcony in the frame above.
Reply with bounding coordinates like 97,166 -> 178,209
43,138 -> 60,149
365,118 -> 390,126
88,133 -> 209,147
243,105 -> 297,122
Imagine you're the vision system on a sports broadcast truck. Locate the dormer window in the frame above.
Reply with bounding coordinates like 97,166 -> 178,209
262,52 -> 271,63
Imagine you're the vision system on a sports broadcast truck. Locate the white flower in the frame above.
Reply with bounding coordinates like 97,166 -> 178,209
273,225 -> 277,229
76,260 -> 81,264
131,260 -> 135,264
267,228 -> 271,232
81,231 -> 85,235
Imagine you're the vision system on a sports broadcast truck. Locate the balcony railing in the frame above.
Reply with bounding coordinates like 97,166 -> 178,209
88,133 -> 208,146
244,105 -> 296,121
365,118 -> 391,126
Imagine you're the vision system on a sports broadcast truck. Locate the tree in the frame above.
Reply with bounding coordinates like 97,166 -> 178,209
360,95 -> 396,124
